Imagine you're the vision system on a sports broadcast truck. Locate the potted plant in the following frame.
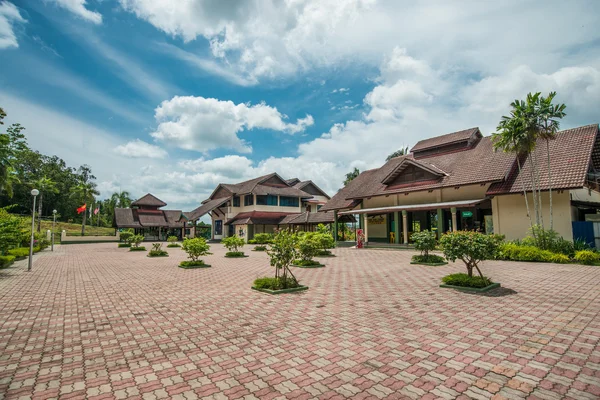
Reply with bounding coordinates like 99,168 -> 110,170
129,234 -> 146,251
410,230 -> 446,266
292,232 -> 324,267
167,235 -> 180,248
118,231 -> 133,248
148,243 -> 169,257
252,228 -> 307,294
222,235 -> 247,257
438,231 -> 504,292
179,237 -> 212,268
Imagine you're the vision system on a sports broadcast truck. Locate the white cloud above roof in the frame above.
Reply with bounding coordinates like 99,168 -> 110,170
0,1 -> 25,49
114,139 -> 168,159
47,0 -> 102,24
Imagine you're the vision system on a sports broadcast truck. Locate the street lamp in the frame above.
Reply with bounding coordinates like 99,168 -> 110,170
52,209 -> 57,251
28,189 -> 39,272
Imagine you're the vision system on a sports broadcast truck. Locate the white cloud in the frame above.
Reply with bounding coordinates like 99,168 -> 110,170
0,1 -> 25,49
332,88 -> 349,93
114,139 -> 168,159
150,96 -> 314,153
47,0 -> 102,24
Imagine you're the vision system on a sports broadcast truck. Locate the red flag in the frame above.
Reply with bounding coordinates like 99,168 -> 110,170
77,204 -> 87,214
94,207 -> 99,215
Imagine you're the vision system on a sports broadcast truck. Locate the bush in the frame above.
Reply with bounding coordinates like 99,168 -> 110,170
130,234 -> 144,248
574,250 -> 600,265
0,255 -> 16,268
411,254 -> 446,264
253,245 -> 267,251
179,260 -> 210,268
253,276 -> 299,290
522,225 -> 575,256
225,251 -> 246,258
0,208 -> 22,254
297,232 -> 320,262
549,253 -> 571,264
266,228 -> 300,289
292,259 -> 322,267
248,239 -> 257,244
315,249 -> 334,256
148,243 -> 168,257
7,247 -> 29,259
314,232 -> 335,252
441,273 -> 492,288
129,247 -> 146,251
167,243 -> 180,248
439,231 -> 503,279
167,235 -> 178,243
498,243 -> 554,262
253,233 -> 273,244
182,237 -> 211,262
119,231 -> 134,244
118,243 -> 131,248
412,230 -> 436,258
222,235 -> 245,254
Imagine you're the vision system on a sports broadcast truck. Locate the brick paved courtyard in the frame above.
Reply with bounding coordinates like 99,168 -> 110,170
0,243 -> 599,400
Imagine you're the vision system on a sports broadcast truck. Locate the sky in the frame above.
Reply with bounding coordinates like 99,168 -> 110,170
1,0 -> 599,213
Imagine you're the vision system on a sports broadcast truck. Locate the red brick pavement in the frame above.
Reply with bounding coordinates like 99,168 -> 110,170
0,243 -> 599,399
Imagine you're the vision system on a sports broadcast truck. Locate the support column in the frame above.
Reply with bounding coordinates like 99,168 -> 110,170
402,210 -> 408,244
333,210 -> 339,242
451,207 -> 458,232
158,226 -> 161,241
363,213 -> 369,245
437,208 -> 443,239
393,211 -> 400,244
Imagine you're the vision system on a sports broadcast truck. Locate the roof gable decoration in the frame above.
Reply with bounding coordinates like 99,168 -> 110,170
381,159 -> 446,186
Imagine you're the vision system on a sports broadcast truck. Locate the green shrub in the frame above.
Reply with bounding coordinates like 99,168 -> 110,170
118,243 -> 131,248
292,259 -> 322,267
167,243 -> 180,248
167,235 -> 178,243
182,237 -> 211,262
441,273 -> 492,288
574,250 -> 600,265
119,231 -> 134,244
7,247 -> 29,258
412,230 -> 436,258
179,260 -> 210,268
253,233 -> 273,244
314,232 -> 335,252
130,234 -> 144,248
248,239 -> 257,244
315,249 -> 334,256
439,231 -> 503,279
411,254 -> 446,264
253,276 -> 299,290
297,232 -> 320,262
225,251 -> 246,258
522,225 -> 575,256
266,228 -> 300,289
548,253 -> 571,264
33,246 -> 41,253
222,235 -> 245,254
129,246 -> 146,251
148,243 -> 168,257
498,243 -> 553,262
0,208 -> 22,254
254,245 -> 267,251
0,255 -> 16,268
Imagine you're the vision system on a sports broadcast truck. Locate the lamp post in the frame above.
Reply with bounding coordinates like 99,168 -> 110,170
28,189 -> 39,272
52,209 -> 57,251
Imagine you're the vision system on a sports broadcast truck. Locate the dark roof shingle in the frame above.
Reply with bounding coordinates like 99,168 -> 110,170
411,127 -> 479,152
131,193 -> 167,207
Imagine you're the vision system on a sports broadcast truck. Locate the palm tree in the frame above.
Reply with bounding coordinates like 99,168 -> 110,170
72,181 -> 99,236
117,191 -> 133,207
344,168 -> 360,186
0,166 -> 19,198
386,146 -> 409,161
30,176 -> 59,232
536,92 -> 566,230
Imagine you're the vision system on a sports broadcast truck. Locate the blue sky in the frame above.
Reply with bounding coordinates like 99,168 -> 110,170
1,0 -> 599,211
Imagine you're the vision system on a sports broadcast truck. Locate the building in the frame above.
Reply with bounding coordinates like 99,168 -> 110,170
320,124 -> 600,244
113,193 -> 192,240
185,173 -> 352,242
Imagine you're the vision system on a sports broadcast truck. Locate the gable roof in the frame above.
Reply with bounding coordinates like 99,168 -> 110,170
113,208 -> 184,228
186,197 -> 230,221
381,158 -> 446,185
293,180 -> 331,199
411,127 -> 479,152
206,172 -> 313,201
131,193 -> 167,208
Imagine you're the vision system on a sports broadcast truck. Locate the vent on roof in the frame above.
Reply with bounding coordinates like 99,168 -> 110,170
412,128 -> 482,159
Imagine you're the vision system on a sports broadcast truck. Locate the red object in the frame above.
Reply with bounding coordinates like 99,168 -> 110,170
77,204 -> 87,214
356,229 -> 364,248
94,208 -> 99,215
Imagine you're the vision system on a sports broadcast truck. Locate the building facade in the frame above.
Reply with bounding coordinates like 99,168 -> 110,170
321,124 -> 600,244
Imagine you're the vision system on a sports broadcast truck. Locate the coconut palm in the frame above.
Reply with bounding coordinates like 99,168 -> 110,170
386,146 -> 409,161
72,181 -> 99,236
30,176 -> 59,232
344,168 -> 360,186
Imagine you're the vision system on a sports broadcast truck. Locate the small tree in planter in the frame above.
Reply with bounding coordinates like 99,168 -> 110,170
119,231 -> 133,248
222,235 -> 246,257
129,234 -> 146,251
148,243 -> 169,257
293,232 -> 323,267
180,237 -> 212,268
251,232 -> 273,251
314,231 -> 336,256
439,231 -> 504,290
253,228 -> 306,293
411,230 -> 445,265
167,236 -> 180,248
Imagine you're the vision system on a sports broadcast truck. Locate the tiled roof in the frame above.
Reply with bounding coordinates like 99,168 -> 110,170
411,127 -> 479,152
114,208 -> 141,228
487,124 -> 599,194
163,210 -> 184,228
225,211 -> 297,225
114,208 -> 184,228
131,193 -> 167,207
187,197 -> 229,221
252,184 -> 311,197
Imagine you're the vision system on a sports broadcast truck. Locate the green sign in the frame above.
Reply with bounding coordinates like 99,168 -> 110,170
462,211 -> 473,218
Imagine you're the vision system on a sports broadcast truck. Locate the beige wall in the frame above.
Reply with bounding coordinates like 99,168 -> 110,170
492,190 -> 573,241
367,215 -> 388,238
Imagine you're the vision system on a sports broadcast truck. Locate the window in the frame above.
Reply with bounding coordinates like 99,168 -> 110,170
317,205 -> 323,211
280,196 -> 299,207
244,195 -> 254,206
214,220 -> 222,235
256,195 -> 278,206
232,196 -> 240,207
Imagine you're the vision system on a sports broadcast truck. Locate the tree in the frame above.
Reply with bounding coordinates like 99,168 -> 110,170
0,115 -> 27,198
72,181 -> 99,236
266,228 -> 299,288
296,232 -> 320,262
439,231 -> 503,279
412,230 -> 436,259
30,176 -> 59,232
386,146 -> 409,161
222,235 -> 245,255
344,168 -> 360,186
182,237 -> 211,262
0,207 -> 22,254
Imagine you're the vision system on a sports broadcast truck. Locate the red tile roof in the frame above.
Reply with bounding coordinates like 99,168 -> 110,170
411,127 -> 479,152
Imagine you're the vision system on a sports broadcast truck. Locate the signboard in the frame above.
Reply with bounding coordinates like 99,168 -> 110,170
461,211 -> 473,218
368,216 -> 385,225
356,229 -> 364,248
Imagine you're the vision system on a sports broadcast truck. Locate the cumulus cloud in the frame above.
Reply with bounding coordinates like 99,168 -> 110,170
114,139 -> 168,159
47,0 -> 102,24
150,96 -> 314,153
0,1 -> 25,49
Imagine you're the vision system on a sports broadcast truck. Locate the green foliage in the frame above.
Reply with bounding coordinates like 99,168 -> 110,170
179,260 -> 210,268
411,254 -> 446,264
130,234 -> 144,248
439,231 -> 503,278
225,251 -> 245,258
411,230 -> 436,258
266,228 -> 299,289
118,243 -> 131,248
386,146 -> 409,161
314,231 -> 335,251
119,231 -> 134,244
182,237 -> 211,262
292,259 -> 322,267
148,243 -> 168,257
574,250 -> 600,265
129,246 -> 146,252
297,232 -> 320,262
222,235 -> 245,253
0,255 -> 15,268
167,243 -> 180,248
252,233 -> 273,244
253,276 -> 299,290
441,273 -> 492,288
167,236 -> 178,243
7,247 -> 28,258
0,207 -> 22,254
548,253 -> 570,264
522,225 -> 575,256
316,224 -> 330,234
344,167 -> 360,186
254,245 -> 267,251
34,232 -> 49,250
498,243 -> 554,262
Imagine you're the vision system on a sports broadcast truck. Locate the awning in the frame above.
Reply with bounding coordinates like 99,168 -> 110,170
338,199 -> 486,215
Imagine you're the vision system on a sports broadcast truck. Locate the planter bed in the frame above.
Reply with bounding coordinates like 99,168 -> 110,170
225,252 -> 248,258
439,282 -> 501,292
410,261 -> 448,266
129,247 -> 146,252
179,261 -> 211,269
251,285 -> 309,295
292,263 -> 325,268
118,243 -> 131,248
147,254 -> 169,258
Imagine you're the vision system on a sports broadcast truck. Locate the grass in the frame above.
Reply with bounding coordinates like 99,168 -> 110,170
225,251 -> 246,258
441,273 -> 492,288
253,277 -> 300,290
179,260 -> 211,269
34,219 -> 115,237
129,247 -> 146,252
